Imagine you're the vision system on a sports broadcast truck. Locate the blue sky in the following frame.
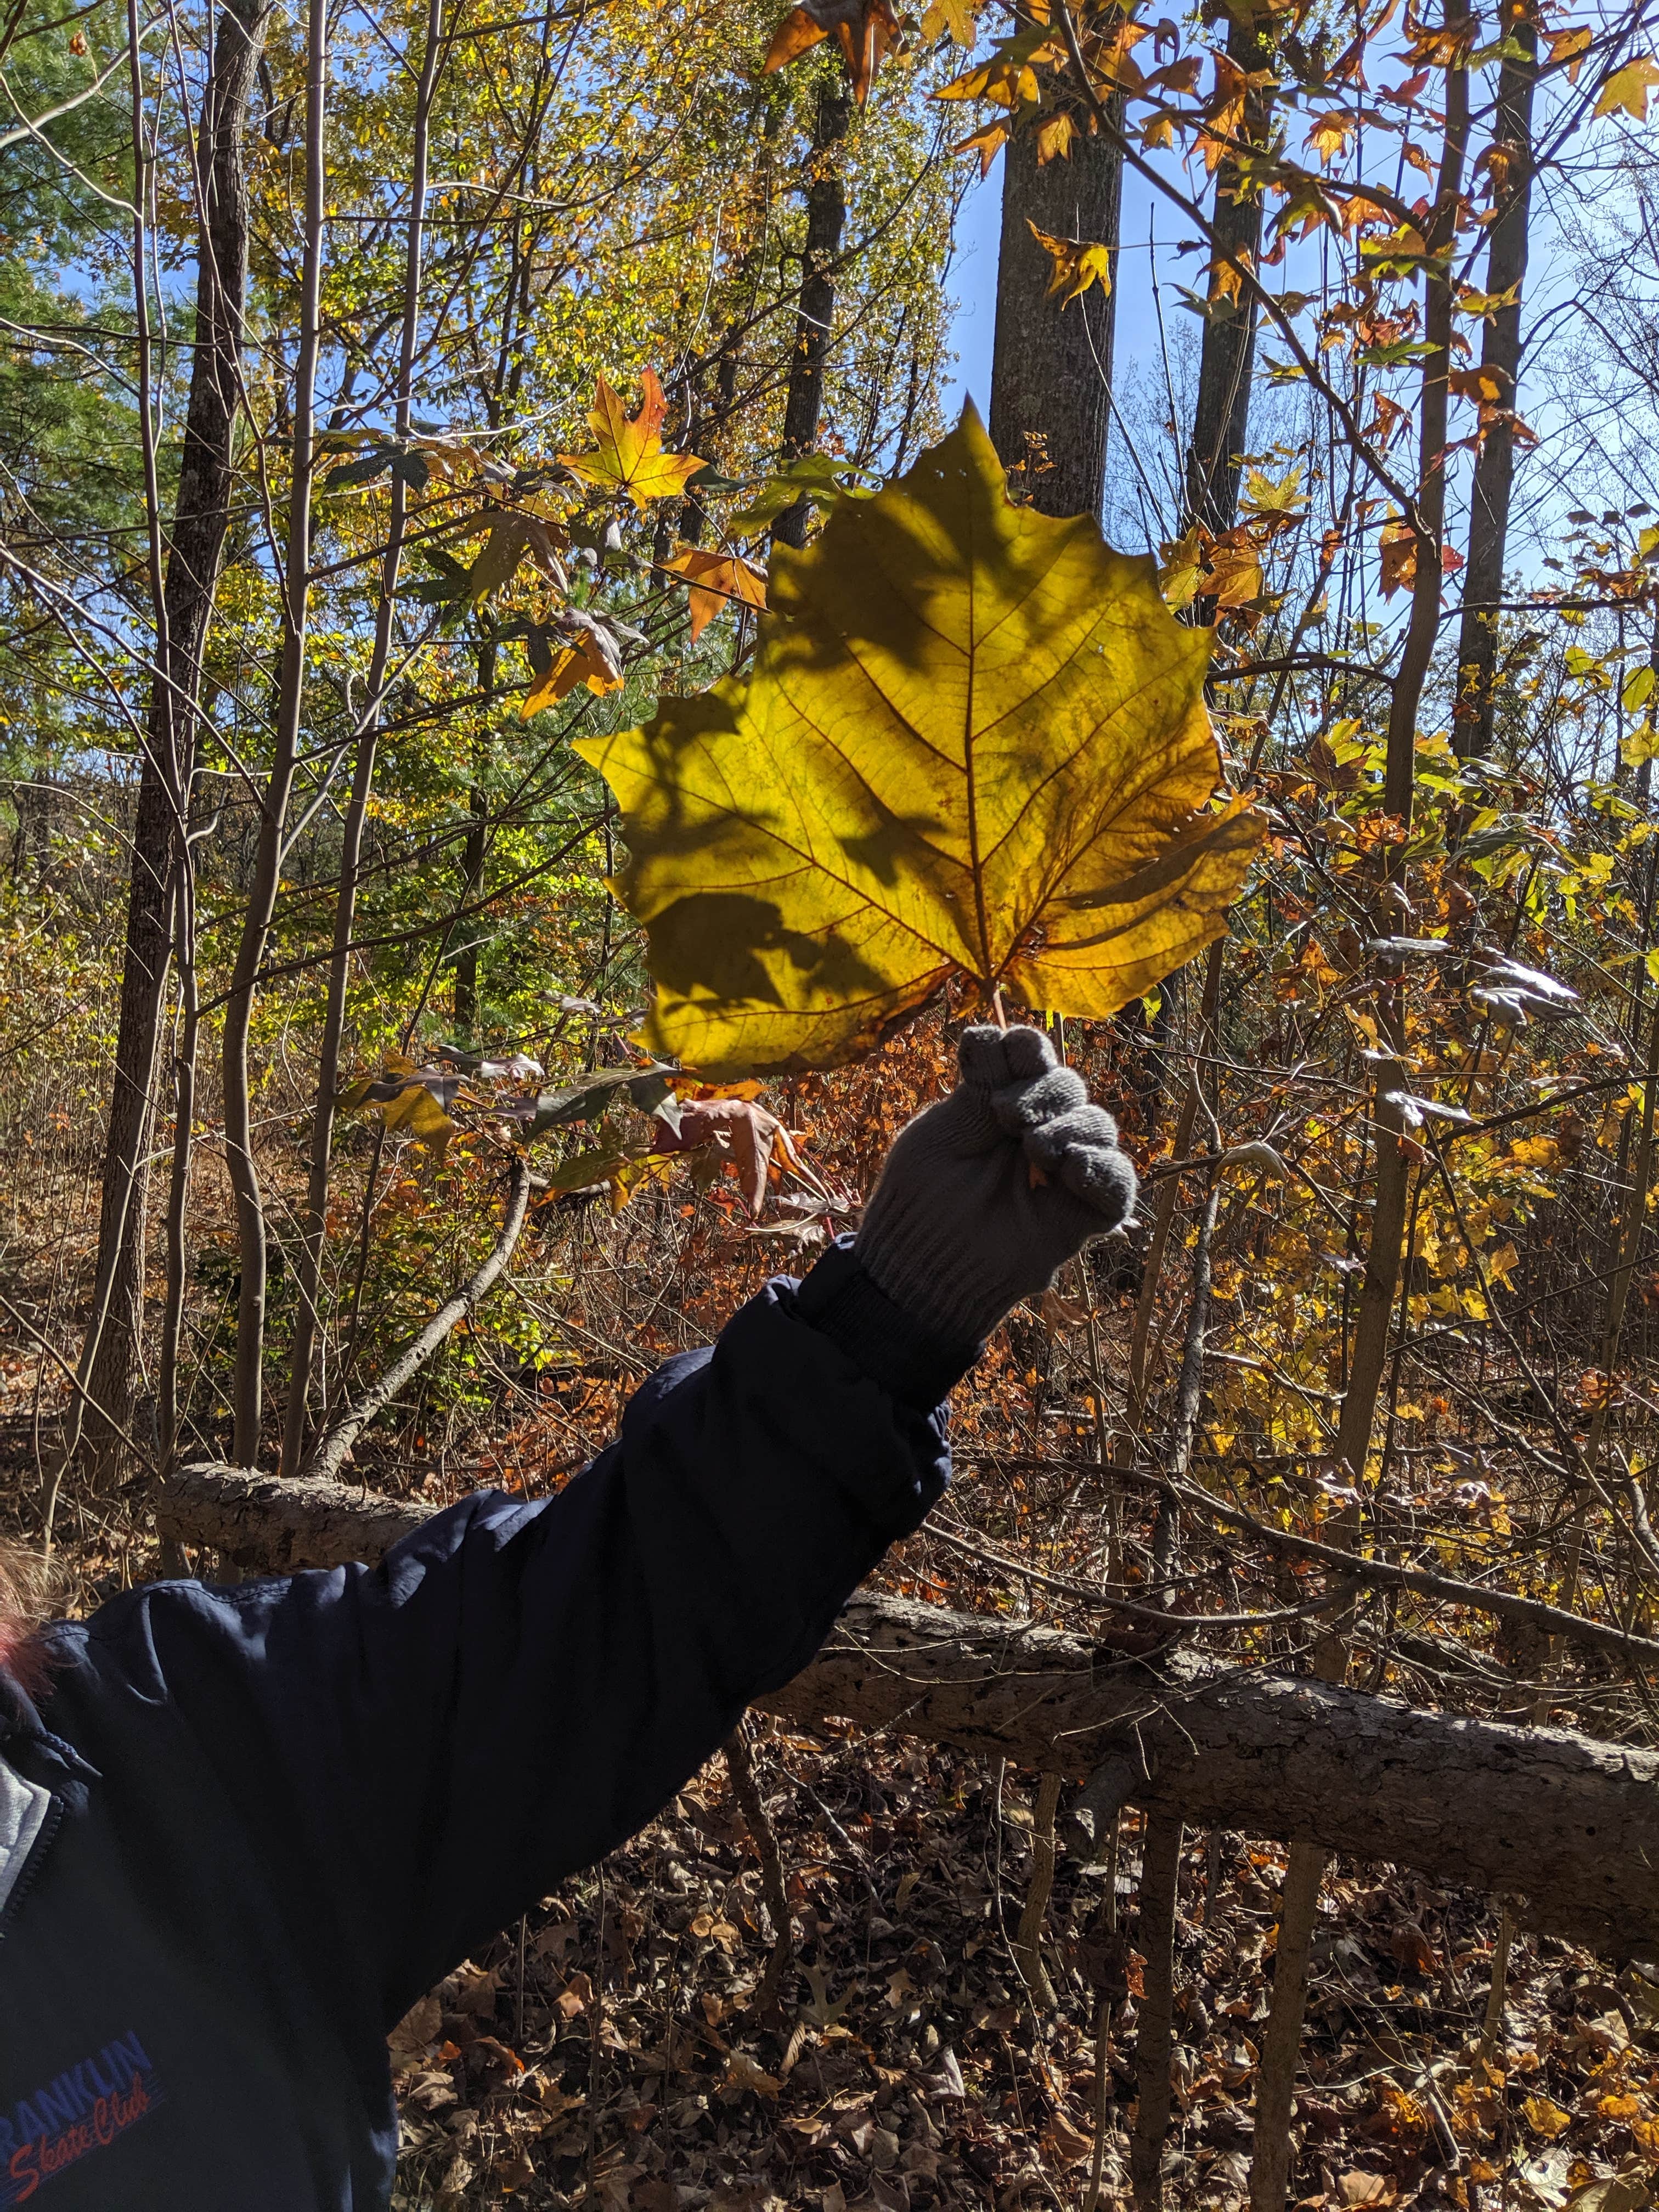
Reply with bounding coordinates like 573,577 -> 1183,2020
940,157 -> 1003,421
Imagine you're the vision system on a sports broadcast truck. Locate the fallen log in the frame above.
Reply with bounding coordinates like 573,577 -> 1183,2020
159,1462 -> 1659,1960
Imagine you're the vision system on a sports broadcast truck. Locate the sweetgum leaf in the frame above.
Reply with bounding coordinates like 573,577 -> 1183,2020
575,405 -> 1263,1078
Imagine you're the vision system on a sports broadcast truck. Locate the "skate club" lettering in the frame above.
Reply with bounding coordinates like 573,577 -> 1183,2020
0,2031 -> 160,2204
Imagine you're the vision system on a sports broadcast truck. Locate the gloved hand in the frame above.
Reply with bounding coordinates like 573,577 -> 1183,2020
855,1024 -> 1137,1350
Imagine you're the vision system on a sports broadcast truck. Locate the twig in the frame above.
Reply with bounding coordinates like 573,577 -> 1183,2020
1012,1770 -> 1063,2011
724,1719 -> 795,2019
1180,1481 -> 1659,1670
297,1153 -> 532,1483
924,1516 -> 1329,1630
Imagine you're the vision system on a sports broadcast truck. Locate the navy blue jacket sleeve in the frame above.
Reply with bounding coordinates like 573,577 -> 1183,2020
50,1255 -> 953,2023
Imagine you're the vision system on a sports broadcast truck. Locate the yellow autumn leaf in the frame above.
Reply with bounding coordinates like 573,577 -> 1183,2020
379,1082 -> 456,1153
664,548 -> 769,641
1158,526 -> 1205,612
1306,111 -> 1355,165
1035,110 -> 1077,163
1453,283 -> 1522,318
1242,466 -> 1306,517
936,52 -> 1039,107
1509,1135 -> 1560,1169
1205,539 -> 1263,608
560,370 -> 706,512
919,0 -> 975,47
1026,219 -> 1113,307
1595,55 -> 1659,120
574,405 -> 1263,1079
1523,2094 -> 1572,2138
521,638 -> 624,717
1547,22 -> 1594,79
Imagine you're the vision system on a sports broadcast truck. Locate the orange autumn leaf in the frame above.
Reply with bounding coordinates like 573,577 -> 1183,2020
1197,50 -> 1246,172
1306,110 -> 1356,165
1379,521 -> 1463,600
764,0 -> 898,101
1545,22 -> 1593,79
561,371 -> 705,512
1448,365 -> 1504,404
956,120 -> 1009,176
664,549 -> 769,641
1379,518 -> 1417,599
521,639 -> 625,716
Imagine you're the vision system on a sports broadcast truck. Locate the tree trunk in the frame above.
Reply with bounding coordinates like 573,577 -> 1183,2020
153,1468 -> 1659,1962
1452,0 -> 1536,761
989,97 -> 1122,519
772,70 -> 850,551
452,648 -> 493,1031
280,0 -> 443,1480
1182,4 -> 1273,536
1129,1813 -> 1183,2212
77,0 -> 270,1481
1248,1842 -> 1326,2212
223,0 -> 326,1466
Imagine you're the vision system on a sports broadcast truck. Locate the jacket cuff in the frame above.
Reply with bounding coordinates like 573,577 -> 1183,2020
792,1236 -> 981,1411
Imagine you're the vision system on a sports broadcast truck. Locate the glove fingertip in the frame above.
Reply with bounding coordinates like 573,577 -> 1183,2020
1001,1025 -> 1055,1080
958,1025 -> 1010,1085
1058,1143 -> 1138,1229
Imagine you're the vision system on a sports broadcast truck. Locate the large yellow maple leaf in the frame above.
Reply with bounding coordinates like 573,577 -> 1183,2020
575,407 -> 1262,1078
561,370 -> 704,512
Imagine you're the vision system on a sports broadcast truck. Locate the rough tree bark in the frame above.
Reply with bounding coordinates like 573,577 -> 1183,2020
1129,1812 -> 1183,2212
989,95 -> 1123,520
772,68 -> 851,551
1452,0 -> 1536,761
1181,1 -> 1273,536
77,0 -> 271,1480
155,1468 -> 1659,1962
986,105 -> 1132,520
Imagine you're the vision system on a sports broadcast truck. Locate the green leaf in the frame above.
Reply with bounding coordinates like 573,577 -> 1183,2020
325,450 -> 394,493
529,1064 -> 678,1136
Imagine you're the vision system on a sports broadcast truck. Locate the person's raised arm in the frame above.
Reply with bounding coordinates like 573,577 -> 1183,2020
48,1026 -> 1136,2022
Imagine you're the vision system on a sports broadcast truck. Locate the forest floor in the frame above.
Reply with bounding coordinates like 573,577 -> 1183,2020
384,1616 -> 1659,2212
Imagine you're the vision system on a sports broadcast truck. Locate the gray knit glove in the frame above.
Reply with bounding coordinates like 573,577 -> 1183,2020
855,1024 -> 1138,1348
